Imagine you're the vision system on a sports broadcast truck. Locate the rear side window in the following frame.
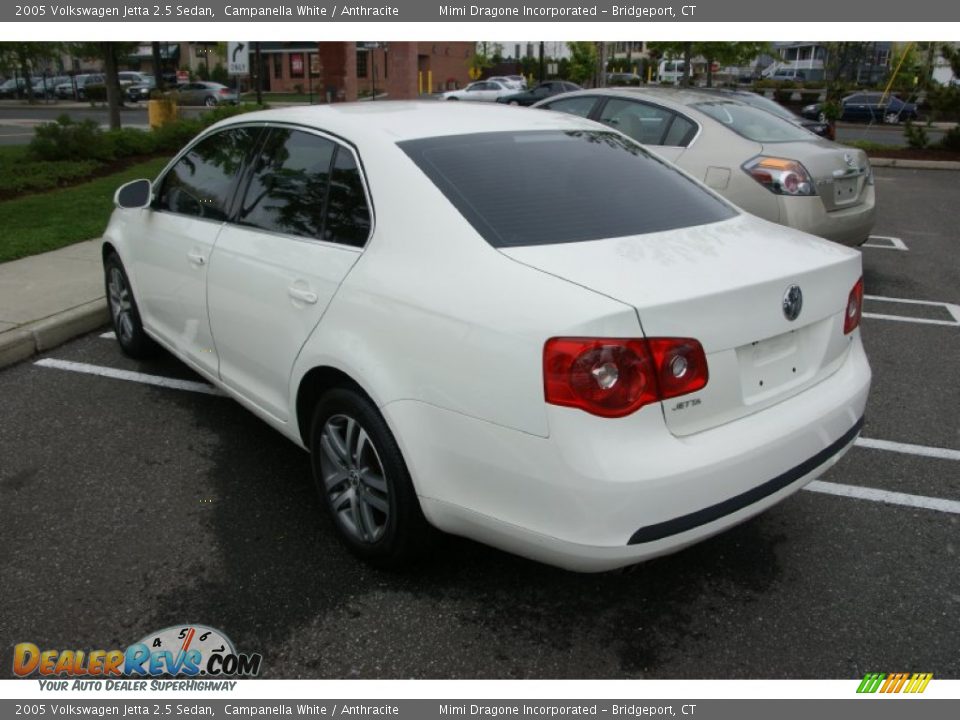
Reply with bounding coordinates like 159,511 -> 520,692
156,127 -> 261,221
694,102 -> 814,143
399,130 -> 736,248
324,148 -> 371,247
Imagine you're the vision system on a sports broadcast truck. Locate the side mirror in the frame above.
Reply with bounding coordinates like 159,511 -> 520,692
114,178 -> 152,209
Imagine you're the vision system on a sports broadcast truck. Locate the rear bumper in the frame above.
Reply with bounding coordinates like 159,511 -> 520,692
386,335 -> 871,572
778,188 -> 876,247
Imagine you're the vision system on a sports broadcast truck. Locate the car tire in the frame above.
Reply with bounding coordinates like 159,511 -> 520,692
883,112 -> 900,125
204,96 -> 216,107
446,97 -> 459,101
817,111 -> 827,123
509,100 -> 520,106
104,252 -> 156,359
309,387 -> 433,568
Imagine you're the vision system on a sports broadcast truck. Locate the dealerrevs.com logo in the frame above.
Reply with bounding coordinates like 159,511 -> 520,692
14,625 -> 262,687
857,672 -> 933,694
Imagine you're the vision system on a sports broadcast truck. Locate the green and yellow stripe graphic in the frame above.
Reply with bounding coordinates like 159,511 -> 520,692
857,672 -> 933,694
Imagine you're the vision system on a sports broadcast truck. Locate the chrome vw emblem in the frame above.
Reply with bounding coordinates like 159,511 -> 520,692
783,285 -> 803,321
843,152 -> 856,168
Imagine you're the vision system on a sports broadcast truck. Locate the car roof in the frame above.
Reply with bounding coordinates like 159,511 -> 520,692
214,101 -> 605,144
537,86 -> 753,113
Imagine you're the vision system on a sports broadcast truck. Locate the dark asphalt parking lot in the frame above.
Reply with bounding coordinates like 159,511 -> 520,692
1,167 -> 958,680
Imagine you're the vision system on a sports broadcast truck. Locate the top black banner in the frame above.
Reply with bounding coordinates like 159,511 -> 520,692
6,0 -> 960,22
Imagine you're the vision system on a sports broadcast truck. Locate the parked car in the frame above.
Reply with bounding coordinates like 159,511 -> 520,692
173,81 -> 238,107
118,71 -> 153,87
55,74 -> 103,100
535,87 -> 875,246
495,80 -> 582,107
657,59 -> 686,84
606,72 -> 643,87
487,75 -> 525,90
701,88 -> 832,138
104,102 -> 870,572
441,80 -> 515,102
802,92 -> 918,124
0,77 -> 30,98
31,75 -> 73,99
766,67 -> 808,82
126,76 -> 158,103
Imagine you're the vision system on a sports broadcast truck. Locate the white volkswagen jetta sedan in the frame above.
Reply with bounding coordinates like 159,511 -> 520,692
104,103 -> 871,572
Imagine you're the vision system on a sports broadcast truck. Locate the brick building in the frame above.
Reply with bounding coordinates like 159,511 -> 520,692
253,41 -> 475,100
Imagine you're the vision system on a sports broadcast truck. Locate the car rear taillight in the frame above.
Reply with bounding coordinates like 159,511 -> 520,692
844,278 -> 864,334
219,88 -> 230,95
743,156 -> 817,196
544,337 -> 708,418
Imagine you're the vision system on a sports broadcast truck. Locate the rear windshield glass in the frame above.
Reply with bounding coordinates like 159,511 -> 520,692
694,102 -> 814,143
398,130 -> 735,248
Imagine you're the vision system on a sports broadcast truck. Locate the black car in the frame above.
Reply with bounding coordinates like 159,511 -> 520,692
700,88 -> 832,138
605,72 -> 642,87
802,92 -> 919,124
126,77 -> 158,103
496,80 -> 582,107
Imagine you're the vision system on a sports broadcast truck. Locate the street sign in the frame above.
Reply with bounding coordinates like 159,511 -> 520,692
227,42 -> 249,76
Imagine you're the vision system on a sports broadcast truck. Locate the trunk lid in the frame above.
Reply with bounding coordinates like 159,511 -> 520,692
502,214 -> 862,436
768,139 -> 871,212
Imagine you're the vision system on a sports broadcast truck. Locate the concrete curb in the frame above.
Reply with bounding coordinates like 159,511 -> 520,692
869,158 -> 960,170
0,298 -> 108,370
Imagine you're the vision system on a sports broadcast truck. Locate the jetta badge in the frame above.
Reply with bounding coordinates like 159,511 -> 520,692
783,285 -> 803,321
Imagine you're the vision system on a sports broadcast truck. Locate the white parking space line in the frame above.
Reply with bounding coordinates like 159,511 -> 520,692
34,358 -> 222,396
855,437 -> 960,462
863,295 -> 960,327
862,235 -> 908,251
99,331 -> 116,339
804,480 -> 960,515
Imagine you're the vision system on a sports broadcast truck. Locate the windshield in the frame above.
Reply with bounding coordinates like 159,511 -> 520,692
399,130 -> 736,248
694,102 -> 814,143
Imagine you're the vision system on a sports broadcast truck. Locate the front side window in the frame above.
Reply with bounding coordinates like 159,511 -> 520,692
156,127 -> 261,221
399,130 -> 736,248
542,96 -> 597,118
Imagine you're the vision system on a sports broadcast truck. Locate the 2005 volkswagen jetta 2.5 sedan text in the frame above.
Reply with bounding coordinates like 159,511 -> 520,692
103,103 -> 871,572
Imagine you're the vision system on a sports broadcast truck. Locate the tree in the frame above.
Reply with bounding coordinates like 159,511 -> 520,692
566,42 -> 598,86
0,43 -> 61,101
693,42 -> 771,87
70,42 -> 138,130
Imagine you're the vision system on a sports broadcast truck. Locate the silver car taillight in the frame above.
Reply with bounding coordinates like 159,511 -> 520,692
743,156 -> 817,197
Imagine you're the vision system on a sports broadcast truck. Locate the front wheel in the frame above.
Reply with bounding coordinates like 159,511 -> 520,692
310,388 -> 433,568
883,112 -> 901,125
104,253 -> 155,359
204,96 -> 217,107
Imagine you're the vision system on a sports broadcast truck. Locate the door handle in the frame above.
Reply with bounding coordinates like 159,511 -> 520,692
186,251 -> 206,266
288,286 -> 318,304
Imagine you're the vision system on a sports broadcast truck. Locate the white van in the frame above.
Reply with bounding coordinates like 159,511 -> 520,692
657,59 -> 686,85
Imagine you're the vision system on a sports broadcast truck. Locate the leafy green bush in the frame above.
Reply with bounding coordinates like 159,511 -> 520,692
151,117 -> 205,152
199,102 -> 267,128
108,127 -> 157,157
903,120 -> 929,149
29,115 -> 116,162
938,126 -> 960,152
0,147 -> 100,195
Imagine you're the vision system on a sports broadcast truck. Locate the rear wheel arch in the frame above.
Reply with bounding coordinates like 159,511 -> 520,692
295,366 -> 376,447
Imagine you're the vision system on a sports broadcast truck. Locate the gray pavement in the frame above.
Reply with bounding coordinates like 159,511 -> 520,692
0,168 -> 958,679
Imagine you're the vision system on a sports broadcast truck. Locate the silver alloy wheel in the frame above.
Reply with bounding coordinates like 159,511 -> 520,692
319,414 -> 390,544
884,112 -> 900,124
108,267 -> 135,344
